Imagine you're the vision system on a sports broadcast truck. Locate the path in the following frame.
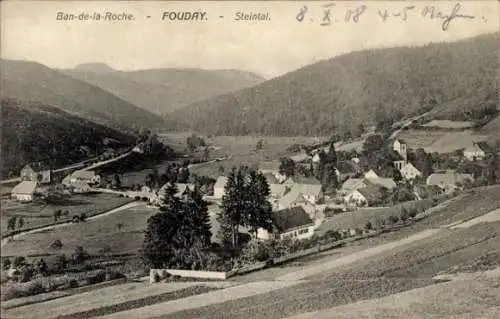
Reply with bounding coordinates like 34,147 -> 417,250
0,201 -> 141,247
451,208 -> 500,229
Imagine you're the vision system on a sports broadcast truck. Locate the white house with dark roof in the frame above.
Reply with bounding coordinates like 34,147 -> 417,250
344,184 -> 385,207
463,142 -> 493,161
426,172 -> 474,192
400,162 -> 422,180
257,206 -> 315,241
20,162 -> 51,184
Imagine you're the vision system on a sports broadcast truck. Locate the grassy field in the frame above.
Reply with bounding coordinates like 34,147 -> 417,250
318,198 -> 440,233
1,204 -> 156,257
395,129 -> 491,153
287,277 -> 500,319
421,120 -> 475,129
160,134 -> 326,178
1,281 -> 226,319
1,194 -> 134,236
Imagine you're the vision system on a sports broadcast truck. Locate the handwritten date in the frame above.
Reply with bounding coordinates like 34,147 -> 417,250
296,2 -> 476,31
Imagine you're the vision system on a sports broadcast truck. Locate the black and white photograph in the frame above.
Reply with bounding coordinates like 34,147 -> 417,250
1,1 -> 499,318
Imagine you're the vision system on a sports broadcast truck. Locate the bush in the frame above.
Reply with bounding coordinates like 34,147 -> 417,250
1,281 -> 45,301
387,215 -> 400,225
12,256 -> 26,268
53,255 -> 68,272
2,259 -> 11,270
364,221 -> 373,231
72,246 -> 89,265
105,271 -> 126,281
50,239 -> 63,250
85,271 -> 106,285
324,230 -> 342,241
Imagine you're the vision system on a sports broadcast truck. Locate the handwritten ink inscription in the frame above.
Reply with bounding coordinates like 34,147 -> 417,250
296,2 -> 476,31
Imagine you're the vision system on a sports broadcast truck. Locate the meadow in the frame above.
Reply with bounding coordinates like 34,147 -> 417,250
1,204 -> 156,258
1,194 -> 134,236
395,129 -> 491,153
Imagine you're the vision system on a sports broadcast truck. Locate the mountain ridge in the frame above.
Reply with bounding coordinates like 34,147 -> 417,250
164,32 -> 499,137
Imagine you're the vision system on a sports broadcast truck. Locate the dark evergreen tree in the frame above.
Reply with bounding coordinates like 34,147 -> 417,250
279,157 -> 295,177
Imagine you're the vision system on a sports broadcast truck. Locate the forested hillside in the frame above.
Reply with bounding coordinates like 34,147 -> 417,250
1,98 -> 136,178
1,59 -> 166,132
64,68 -> 265,115
165,32 -> 498,136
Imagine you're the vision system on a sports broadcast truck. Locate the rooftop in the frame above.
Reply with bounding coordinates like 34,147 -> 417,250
271,206 -> 314,233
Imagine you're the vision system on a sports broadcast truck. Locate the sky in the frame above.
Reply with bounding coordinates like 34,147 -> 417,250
1,1 -> 498,78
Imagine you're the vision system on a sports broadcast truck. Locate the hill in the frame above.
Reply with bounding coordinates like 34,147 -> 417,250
63,68 -> 266,115
0,59 -> 166,131
73,62 -> 116,73
1,98 -> 136,178
165,32 -> 498,136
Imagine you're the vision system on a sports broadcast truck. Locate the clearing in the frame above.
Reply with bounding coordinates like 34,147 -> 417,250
395,129 -> 491,153
1,194 -> 134,236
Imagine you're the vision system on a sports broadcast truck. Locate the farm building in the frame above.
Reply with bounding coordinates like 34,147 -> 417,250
341,176 -> 396,195
463,142 -> 493,161
257,206 -> 315,241
62,170 -> 101,187
276,183 -> 323,209
400,162 -> 422,180
213,176 -> 228,200
426,172 -> 474,192
175,183 -> 196,197
11,181 -> 38,202
20,162 -> 51,184
364,169 -> 380,179
344,184 -> 385,207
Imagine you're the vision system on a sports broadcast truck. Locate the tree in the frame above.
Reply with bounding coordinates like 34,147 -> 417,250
353,124 -> 365,137
218,165 -> 225,174
2,259 -> 11,270
54,254 -> 68,272
279,157 -> 295,177
54,209 -> 62,222
363,135 -> 385,153
112,174 -> 122,189
177,168 -> 190,183
36,259 -> 48,276
217,166 -> 273,247
18,217 -> 25,229
486,153 -> 499,185
202,147 -> 210,162
143,184 -> 212,268
7,216 -> 17,231
116,223 -> 124,231
255,139 -> 264,151
321,163 -> 339,194
72,246 -> 89,265
12,256 -> 26,268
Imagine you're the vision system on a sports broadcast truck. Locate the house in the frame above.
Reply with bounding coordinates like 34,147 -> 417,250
213,176 -> 228,199
364,169 -> 380,179
79,145 -> 92,156
259,161 -> 281,175
277,183 -> 323,209
62,170 -> 101,187
426,172 -> 474,192
11,181 -> 38,202
20,162 -> 51,184
393,139 -> 408,161
257,206 -> 315,241
463,142 -> 493,161
340,178 -> 368,195
366,177 -> 397,190
400,162 -> 422,180
132,143 -> 145,154
344,184 -> 385,207
269,184 -> 288,199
